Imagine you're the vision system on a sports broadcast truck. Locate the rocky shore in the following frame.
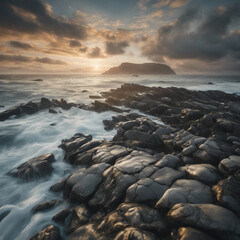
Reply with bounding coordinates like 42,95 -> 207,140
2,83 -> 240,240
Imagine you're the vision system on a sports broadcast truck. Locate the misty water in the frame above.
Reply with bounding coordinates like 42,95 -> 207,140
0,74 -> 240,240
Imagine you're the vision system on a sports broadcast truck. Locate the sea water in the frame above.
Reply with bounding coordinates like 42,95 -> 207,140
0,74 -> 239,240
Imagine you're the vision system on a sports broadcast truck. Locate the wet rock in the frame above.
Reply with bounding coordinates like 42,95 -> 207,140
29,225 -> 61,240
64,163 -> 110,202
218,155 -> 240,177
114,227 -> 158,240
155,154 -> 181,169
93,100 -> 123,113
52,209 -> 70,223
33,200 -> 61,213
67,224 -> 105,240
186,164 -> 221,185
212,176 -> 240,215
156,183 -> 213,210
32,78 -> 43,82
167,203 -> 240,239
114,151 -> 156,174
40,97 -> 53,109
49,108 -> 57,114
50,178 -> 67,192
99,203 -> 168,236
171,227 -> 216,240
151,167 -> 184,186
89,166 -> 137,210
181,108 -> 203,120
0,210 -> 11,222
125,178 -> 168,205
9,153 -> 55,180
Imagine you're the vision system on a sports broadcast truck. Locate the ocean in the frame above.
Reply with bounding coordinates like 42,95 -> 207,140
0,74 -> 239,239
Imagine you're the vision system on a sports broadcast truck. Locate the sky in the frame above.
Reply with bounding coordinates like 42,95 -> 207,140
0,0 -> 240,74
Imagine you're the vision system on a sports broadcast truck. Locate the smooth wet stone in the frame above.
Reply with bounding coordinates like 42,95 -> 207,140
92,145 -> 130,164
115,151 -> 156,174
29,225 -> 61,240
167,203 -> 240,239
50,178 -> 67,192
64,163 -> 110,202
181,108 -> 203,120
65,205 -> 93,233
125,178 -> 168,204
52,209 -> 70,223
156,186 -> 213,210
89,167 -> 137,210
67,224 -> 105,240
9,153 -> 55,180
33,200 -> 61,213
99,203 -> 168,236
218,155 -> 240,176
123,130 -> 156,146
171,179 -> 211,190
186,164 -> 220,185
114,227 -> 158,240
151,167 -> 184,186
155,154 -> 181,169
198,139 -> 222,159
171,227 -> 216,240
139,165 -> 158,179
212,176 -> 240,215
182,145 -> 196,156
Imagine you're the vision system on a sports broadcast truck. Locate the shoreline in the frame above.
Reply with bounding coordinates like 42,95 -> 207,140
1,83 -> 240,239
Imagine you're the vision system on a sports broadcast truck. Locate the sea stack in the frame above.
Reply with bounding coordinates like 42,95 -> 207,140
102,62 -> 176,75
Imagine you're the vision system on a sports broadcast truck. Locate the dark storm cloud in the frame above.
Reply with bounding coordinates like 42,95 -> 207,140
0,54 -> 31,62
87,47 -> 104,58
35,57 -> 66,64
9,41 -> 33,49
106,41 -> 129,55
0,0 -> 86,39
0,54 -> 66,64
142,3 -> 240,62
69,40 -> 82,47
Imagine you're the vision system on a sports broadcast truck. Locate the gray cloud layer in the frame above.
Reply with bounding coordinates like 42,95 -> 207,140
106,41 -> 129,55
142,3 -> 240,62
9,41 -> 33,49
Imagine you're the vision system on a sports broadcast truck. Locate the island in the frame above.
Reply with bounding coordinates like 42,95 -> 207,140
102,62 -> 176,75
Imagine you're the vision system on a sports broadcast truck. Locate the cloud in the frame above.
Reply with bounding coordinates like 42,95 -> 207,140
138,0 -> 150,10
0,54 -> 67,64
0,0 -> 87,40
152,0 -> 190,8
69,40 -> 82,47
142,3 -> 240,63
35,57 -> 66,64
9,40 -> 33,49
87,47 -> 104,58
106,41 -> 129,55
0,54 -> 31,62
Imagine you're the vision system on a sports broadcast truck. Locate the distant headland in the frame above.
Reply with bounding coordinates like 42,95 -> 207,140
102,62 -> 176,75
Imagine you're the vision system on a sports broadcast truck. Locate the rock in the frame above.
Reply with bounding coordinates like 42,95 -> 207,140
65,205 -> 93,233
33,200 -> 61,213
93,101 -> 123,113
89,95 -> 103,99
64,163 -> 110,202
32,79 -> 43,82
208,82 -> 214,85
229,102 -> 240,115
181,108 -> 203,120
0,210 -> 11,222
89,167 -> 137,210
186,164 -> 221,185
50,178 -> 67,192
167,203 -> 240,239
49,108 -> 57,114
192,149 -> 213,163
114,151 -> 156,174
218,155 -> 240,176
156,185 -> 213,210
102,62 -> 176,75
155,154 -> 181,169
125,178 -> 168,205
29,225 -> 61,240
67,224 -> 105,240
98,203 -> 168,236
52,209 -> 70,223
0,105 -> 5,108
212,176 -> 240,215
114,227 -> 158,240
182,145 -> 197,156
8,153 -> 55,180
171,227 -> 216,240
40,97 -> 53,109
151,167 -> 184,186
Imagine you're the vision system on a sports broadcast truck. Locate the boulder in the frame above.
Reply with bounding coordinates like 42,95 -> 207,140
186,164 -> 221,185
29,225 -> 61,240
155,154 -> 181,169
167,203 -> 240,239
9,153 -> 55,180
33,200 -> 61,213
218,155 -> 240,177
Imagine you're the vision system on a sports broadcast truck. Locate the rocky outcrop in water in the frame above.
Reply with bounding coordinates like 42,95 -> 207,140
28,83 -> 240,240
